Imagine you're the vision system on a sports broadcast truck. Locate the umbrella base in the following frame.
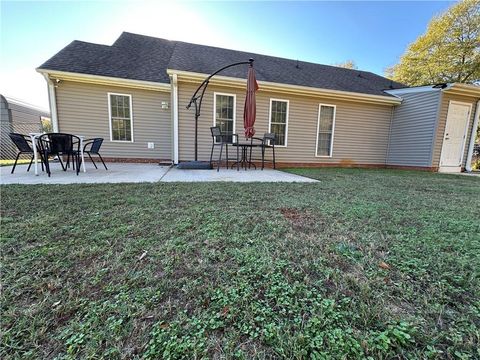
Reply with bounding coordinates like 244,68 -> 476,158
176,161 -> 213,170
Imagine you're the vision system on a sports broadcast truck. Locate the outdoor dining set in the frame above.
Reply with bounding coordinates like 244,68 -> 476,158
8,132 -> 107,177
209,126 -> 276,172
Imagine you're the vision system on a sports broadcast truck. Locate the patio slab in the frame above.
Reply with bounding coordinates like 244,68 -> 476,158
0,162 -> 317,184
0,162 -> 171,184
161,167 -> 317,182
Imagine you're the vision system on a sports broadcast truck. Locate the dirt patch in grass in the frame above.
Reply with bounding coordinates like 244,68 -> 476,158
279,207 -> 320,232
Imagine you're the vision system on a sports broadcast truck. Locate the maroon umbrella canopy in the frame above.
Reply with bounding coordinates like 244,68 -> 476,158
243,65 -> 259,139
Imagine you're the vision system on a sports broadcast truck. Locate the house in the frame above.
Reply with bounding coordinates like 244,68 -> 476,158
36,32 -> 480,172
0,95 -> 50,160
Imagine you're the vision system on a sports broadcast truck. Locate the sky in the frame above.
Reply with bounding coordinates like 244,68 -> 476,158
1,0 -> 455,110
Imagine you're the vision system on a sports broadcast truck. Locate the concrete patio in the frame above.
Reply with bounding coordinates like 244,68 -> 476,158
0,162 -> 317,184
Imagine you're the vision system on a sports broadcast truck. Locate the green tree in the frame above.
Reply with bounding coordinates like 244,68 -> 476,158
387,0 -> 480,86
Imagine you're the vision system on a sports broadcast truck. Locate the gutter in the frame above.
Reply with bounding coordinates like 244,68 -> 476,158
36,69 -> 171,92
166,69 -> 402,106
443,83 -> 480,97
465,100 -> 480,172
42,74 -> 59,132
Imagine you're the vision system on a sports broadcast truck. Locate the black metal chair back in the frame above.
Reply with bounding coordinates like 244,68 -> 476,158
85,138 -> 104,154
9,133 -> 33,153
263,133 -> 276,146
209,126 -> 239,171
8,133 -> 37,174
210,126 -> 224,143
37,133 -> 81,177
81,138 -> 107,170
49,133 -> 74,155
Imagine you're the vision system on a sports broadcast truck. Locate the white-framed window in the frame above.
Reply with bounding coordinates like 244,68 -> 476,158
213,92 -> 236,143
316,104 -> 336,157
108,92 -> 134,142
269,99 -> 289,147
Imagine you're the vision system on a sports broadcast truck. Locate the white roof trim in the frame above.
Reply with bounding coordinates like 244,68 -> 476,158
443,83 -> 480,97
36,69 -> 172,92
167,69 -> 402,105
385,85 -> 442,95
386,83 -> 480,97
2,95 -> 50,114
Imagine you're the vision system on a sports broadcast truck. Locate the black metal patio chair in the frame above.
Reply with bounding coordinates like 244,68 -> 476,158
209,126 -> 239,171
37,133 -> 81,177
8,133 -> 42,174
250,133 -> 276,170
78,138 -> 108,170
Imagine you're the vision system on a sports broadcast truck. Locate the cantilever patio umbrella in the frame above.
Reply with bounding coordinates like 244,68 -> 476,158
243,64 -> 259,139
180,59 -> 255,169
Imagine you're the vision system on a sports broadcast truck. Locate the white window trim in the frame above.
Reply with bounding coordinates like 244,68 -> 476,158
213,92 -> 236,142
315,103 -> 336,158
108,92 -> 134,143
268,98 -> 289,147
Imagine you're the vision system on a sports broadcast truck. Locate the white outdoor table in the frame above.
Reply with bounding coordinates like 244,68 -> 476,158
29,133 -> 86,175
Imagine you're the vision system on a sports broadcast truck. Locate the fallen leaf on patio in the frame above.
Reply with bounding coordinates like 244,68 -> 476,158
379,261 -> 391,270
138,251 -> 148,261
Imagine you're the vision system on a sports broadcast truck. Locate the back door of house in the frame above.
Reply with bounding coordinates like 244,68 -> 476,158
439,101 -> 471,171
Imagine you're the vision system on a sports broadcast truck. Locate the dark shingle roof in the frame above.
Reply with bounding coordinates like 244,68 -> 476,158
38,32 -> 406,97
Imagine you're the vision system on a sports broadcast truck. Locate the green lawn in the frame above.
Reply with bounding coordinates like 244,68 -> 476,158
0,159 -> 32,167
1,169 -> 479,359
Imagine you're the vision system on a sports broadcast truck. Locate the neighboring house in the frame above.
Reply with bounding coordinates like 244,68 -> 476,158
36,32 -> 480,172
0,95 -> 50,160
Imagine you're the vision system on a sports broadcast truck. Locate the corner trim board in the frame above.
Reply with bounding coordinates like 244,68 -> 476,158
172,74 -> 179,164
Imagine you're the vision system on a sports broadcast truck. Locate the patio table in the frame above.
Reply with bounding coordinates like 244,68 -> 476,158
29,133 -> 86,175
231,142 -> 261,170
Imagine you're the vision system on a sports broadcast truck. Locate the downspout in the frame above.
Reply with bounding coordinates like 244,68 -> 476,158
171,74 -> 179,164
465,100 -> 480,172
43,74 -> 59,132
385,105 -> 395,167
385,93 -> 402,167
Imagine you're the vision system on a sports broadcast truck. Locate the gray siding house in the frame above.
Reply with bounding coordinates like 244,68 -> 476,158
1,95 -> 50,160
36,32 -> 480,172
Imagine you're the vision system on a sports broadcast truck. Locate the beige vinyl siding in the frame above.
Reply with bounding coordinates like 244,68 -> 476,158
387,90 -> 441,167
55,81 -> 172,160
432,93 -> 479,168
178,82 -> 393,165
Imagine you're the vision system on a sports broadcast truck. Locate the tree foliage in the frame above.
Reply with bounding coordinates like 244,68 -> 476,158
334,60 -> 358,70
387,0 -> 480,86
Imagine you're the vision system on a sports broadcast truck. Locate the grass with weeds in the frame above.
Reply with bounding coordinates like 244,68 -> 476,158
1,168 -> 479,359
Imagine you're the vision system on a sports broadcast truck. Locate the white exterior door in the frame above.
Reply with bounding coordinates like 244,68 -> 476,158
439,101 -> 471,172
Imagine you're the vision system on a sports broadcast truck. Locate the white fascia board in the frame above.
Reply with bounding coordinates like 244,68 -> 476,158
385,85 -> 441,95
442,83 -> 480,97
36,69 -> 171,92
167,69 -> 402,105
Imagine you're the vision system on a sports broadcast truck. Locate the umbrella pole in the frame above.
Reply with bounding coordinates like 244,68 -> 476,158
186,59 -> 254,162
194,100 -> 198,161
